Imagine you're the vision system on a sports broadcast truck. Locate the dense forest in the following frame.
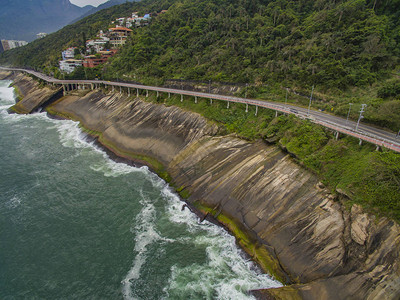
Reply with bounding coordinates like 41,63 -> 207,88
1,0 -> 400,221
1,0 -> 400,130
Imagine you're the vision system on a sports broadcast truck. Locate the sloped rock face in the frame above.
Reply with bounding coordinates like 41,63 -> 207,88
12,80 -> 400,300
50,91 -> 218,165
0,70 -> 13,80
168,136 -> 400,299
8,73 -> 60,114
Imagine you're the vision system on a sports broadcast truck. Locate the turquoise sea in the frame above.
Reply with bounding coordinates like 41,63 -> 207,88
0,80 -> 282,299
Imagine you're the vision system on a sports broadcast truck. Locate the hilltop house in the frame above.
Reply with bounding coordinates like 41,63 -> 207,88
108,27 -> 132,47
82,49 -> 117,68
62,47 -> 76,60
86,36 -> 110,53
59,59 -> 82,73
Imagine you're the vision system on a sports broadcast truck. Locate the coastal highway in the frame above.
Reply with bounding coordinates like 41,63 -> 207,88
2,66 -> 400,152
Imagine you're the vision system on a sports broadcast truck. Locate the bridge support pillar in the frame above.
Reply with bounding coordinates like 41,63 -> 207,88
335,131 -> 339,140
62,84 -> 66,96
255,105 -> 258,116
195,96 -> 197,104
359,139 -> 362,146
120,86 -> 122,94
146,90 -> 148,97
376,145 -> 380,151
168,92 -> 170,98
112,85 -> 114,92
157,91 -> 159,97
246,103 -> 248,113
137,89 -> 139,97
227,102 -> 229,109
181,94 -> 183,102
275,111 -> 278,117
210,99 -> 213,105
128,88 -> 130,96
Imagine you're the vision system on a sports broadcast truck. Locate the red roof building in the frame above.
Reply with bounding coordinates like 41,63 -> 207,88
83,50 -> 118,68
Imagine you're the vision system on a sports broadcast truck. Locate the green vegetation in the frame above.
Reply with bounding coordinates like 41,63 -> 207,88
144,92 -> 400,222
265,115 -> 400,221
0,2 -> 136,70
1,0 -> 400,130
1,0 -> 400,220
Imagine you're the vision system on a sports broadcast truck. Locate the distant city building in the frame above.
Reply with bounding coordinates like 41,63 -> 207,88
62,47 -> 76,60
36,33 -> 48,39
59,59 -> 82,73
0,39 -> 28,52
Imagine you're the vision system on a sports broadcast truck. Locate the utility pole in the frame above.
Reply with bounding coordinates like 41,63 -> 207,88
355,104 -> 367,131
346,103 -> 353,125
307,85 -> 314,116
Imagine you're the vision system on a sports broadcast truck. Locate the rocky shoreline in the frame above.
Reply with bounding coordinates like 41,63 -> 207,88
3,71 -> 400,300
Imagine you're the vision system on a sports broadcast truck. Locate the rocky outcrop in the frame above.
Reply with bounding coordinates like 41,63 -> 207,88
10,78 -> 400,300
8,73 -> 61,114
0,70 -> 13,80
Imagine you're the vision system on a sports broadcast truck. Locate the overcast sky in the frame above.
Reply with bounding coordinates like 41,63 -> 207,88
70,0 -> 109,7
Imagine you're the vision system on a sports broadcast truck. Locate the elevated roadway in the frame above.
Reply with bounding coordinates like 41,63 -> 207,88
2,66 -> 399,152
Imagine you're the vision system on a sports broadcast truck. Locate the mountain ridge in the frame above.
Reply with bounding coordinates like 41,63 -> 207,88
0,0 -> 94,41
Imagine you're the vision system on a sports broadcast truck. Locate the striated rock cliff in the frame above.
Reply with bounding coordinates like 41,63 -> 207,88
7,73 -> 61,114
9,78 -> 400,300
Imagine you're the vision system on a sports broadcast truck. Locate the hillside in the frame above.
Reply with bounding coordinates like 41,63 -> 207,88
0,2 -> 136,67
71,0 -> 137,23
0,0 -> 399,130
0,0 -> 93,42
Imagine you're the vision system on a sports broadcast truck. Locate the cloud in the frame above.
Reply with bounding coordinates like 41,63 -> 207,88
69,0 -> 109,7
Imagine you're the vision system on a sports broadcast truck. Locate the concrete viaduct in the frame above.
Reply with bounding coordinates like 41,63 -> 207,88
2,67 -> 400,153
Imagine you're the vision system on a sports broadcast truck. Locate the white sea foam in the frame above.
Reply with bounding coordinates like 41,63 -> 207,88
122,190 -> 173,300
161,185 -> 283,299
0,80 -> 283,298
0,80 -> 14,104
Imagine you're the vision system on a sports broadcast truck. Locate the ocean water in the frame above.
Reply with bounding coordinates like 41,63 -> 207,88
0,80 -> 282,299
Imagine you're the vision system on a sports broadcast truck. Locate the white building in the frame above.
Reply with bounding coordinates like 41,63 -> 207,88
59,59 -> 82,73
86,37 -> 110,53
2,40 -> 28,50
116,17 -> 125,26
36,33 -> 48,39
62,47 -> 76,60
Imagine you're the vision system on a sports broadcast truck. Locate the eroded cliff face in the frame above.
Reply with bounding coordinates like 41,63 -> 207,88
10,79 -> 400,300
8,73 -> 61,114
